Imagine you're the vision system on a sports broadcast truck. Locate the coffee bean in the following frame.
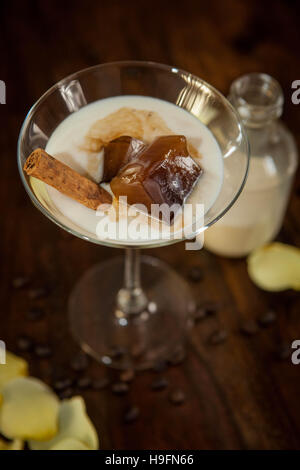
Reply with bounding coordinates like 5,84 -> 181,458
27,307 -> 45,321
276,343 -> 291,361
187,266 -> 204,282
152,360 -> 168,373
77,376 -> 92,390
28,286 -> 49,300
240,320 -> 259,336
93,377 -> 110,390
168,346 -> 186,366
169,388 -> 186,405
258,310 -> 277,327
34,344 -> 52,358
209,329 -> 228,345
123,406 -> 140,423
193,307 -> 208,322
109,345 -> 126,360
204,302 -> 220,316
17,335 -> 33,352
120,369 -> 135,383
12,276 -> 31,289
196,302 -> 219,318
54,377 -> 73,392
151,377 -> 169,391
59,387 -> 73,399
70,352 -> 89,372
111,382 -> 129,395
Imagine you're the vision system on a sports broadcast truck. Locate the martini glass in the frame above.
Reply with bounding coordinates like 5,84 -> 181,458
18,61 -> 249,370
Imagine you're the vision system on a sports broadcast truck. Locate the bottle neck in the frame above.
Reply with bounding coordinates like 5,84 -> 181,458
244,122 -> 277,156
229,73 -> 284,129
245,119 -> 277,139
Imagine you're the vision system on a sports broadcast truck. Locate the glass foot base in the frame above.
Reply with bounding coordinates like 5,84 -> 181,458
69,255 -> 195,370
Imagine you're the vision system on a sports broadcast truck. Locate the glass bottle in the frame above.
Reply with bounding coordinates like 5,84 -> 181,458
204,73 -> 298,257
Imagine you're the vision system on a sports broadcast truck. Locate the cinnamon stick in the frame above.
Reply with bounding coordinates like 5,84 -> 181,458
24,148 -> 112,210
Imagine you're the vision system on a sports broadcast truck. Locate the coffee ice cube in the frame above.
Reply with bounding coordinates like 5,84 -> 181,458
102,136 -> 145,182
110,135 -> 202,223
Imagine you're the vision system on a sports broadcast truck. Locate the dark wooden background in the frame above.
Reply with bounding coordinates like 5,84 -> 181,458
1,0 -> 300,450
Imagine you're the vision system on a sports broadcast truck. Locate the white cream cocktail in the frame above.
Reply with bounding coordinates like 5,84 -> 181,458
33,96 -> 224,244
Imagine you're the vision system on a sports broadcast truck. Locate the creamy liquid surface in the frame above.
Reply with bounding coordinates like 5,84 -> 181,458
42,96 -> 223,245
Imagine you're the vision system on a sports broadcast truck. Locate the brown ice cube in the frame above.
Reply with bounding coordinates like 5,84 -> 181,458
102,136 -> 145,182
110,135 -> 202,223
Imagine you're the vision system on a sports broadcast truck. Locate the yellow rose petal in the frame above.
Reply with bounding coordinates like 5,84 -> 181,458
29,396 -> 98,450
0,351 -> 28,390
49,438 -> 90,450
0,377 -> 59,441
247,242 -> 300,292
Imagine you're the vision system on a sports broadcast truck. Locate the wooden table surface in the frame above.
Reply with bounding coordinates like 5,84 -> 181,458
1,0 -> 300,450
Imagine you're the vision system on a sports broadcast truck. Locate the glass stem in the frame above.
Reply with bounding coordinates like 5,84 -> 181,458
117,249 -> 148,315
124,248 -> 141,291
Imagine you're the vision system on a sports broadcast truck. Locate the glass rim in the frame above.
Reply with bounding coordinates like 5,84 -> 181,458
17,60 -> 250,248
